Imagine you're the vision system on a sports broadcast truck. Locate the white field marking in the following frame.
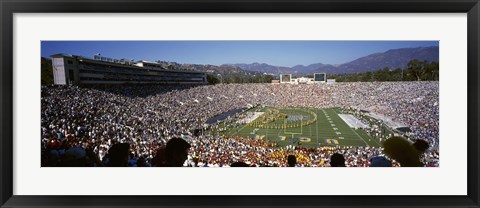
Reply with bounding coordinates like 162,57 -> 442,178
335,132 -> 342,135
329,121 -> 333,123
333,128 -> 338,130
331,124 -> 336,126
337,114 -> 369,129
339,137 -> 345,140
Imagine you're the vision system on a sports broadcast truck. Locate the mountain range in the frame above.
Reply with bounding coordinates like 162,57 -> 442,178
222,46 -> 439,75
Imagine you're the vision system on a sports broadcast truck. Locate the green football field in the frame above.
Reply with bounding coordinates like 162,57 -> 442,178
218,107 -> 383,148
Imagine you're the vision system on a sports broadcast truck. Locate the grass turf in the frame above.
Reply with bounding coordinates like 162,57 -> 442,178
218,107 -> 382,148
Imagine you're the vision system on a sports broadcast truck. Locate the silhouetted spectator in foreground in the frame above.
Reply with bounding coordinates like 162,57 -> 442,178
136,156 -> 148,167
108,143 -> 130,167
413,139 -> 429,154
287,155 -> 297,167
369,156 -> 392,167
86,148 -> 104,167
165,137 -> 191,167
45,149 -> 60,167
383,136 -> 423,167
330,153 -> 346,167
231,161 -> 250,167
192,156 -> 199,167
62,147 -> 87,167
151,147 -> 167,167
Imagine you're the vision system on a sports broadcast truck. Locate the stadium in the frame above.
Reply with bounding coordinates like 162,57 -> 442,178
41,52 -> 439,168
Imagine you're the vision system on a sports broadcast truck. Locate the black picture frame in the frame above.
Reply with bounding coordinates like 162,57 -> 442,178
1,0 -> 479,207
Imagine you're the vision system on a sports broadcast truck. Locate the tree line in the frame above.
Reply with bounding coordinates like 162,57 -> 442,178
41,57 -> 54,85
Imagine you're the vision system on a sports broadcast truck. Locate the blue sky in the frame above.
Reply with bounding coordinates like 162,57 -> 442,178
41,41 -> 438,67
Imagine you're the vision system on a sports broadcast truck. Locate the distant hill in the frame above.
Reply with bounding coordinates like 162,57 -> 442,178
224,46 -> 439,75
335,46 -> 439,73
221,63 -> 291,75
153,60 -> 260,76
291,63 -> 338,75
171,62 -> 272,83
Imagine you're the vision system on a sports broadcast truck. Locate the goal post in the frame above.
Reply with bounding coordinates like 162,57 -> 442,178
283,114 -> 303,140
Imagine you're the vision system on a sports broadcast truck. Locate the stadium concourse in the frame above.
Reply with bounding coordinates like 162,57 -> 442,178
41,81 -> 439,167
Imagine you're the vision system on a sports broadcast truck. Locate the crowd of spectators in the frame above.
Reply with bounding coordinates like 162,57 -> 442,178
41,81 -> 439,167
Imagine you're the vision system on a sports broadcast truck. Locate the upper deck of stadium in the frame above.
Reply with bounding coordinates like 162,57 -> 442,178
50,53 -> 207,85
